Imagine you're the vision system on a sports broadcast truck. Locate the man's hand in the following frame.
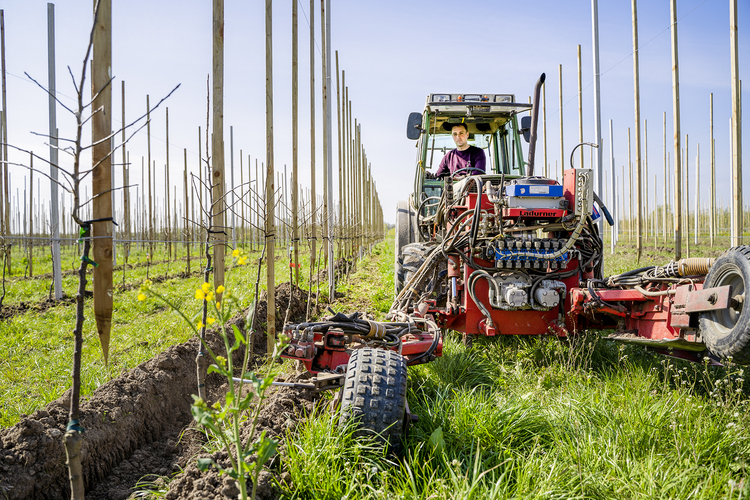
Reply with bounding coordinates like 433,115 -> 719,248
425,171 -> 436,180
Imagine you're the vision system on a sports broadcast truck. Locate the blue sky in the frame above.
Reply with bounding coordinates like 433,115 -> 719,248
3,0 -> 749,226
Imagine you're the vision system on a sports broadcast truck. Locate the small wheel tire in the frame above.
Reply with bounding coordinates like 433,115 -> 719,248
699,245 -> 750,364
339,348 -> 408,453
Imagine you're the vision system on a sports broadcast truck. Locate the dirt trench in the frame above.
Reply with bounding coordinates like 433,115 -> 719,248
0,282 -> 320,500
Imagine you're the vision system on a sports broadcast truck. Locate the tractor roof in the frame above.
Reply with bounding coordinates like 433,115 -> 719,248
424,93 -> 532,135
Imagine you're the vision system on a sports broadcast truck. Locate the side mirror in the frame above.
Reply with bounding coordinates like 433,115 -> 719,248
406,112 -> 423,140
520,115 -> 532,143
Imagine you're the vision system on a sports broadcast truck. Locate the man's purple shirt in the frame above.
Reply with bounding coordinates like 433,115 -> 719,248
435,146 -> 486,178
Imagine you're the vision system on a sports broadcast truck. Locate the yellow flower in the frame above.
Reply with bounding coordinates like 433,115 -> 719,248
232,249 -> 240,258
137,293 -> 146,302
195,289 -> 205,300
201,282 -> 211,294
216,285 -> 225,294
196,320 -> 204,329
207,317 -> 216,325
205,291 -> 214,302
238,257 -> 247,266
216,301 -> 221,310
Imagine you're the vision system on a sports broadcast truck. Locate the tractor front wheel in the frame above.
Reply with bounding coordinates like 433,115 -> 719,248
339,348 -> 407,453
700,246 -> 750,364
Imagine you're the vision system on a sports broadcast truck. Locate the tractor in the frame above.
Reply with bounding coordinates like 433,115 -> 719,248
280,74 -> 750,451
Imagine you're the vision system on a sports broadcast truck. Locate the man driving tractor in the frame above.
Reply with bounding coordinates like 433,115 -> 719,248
433,122 -> 486,178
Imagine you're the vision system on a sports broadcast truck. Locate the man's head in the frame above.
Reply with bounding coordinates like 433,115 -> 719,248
451,123 -> 470,151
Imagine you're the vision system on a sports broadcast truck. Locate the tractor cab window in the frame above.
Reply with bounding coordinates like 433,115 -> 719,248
496,120 -> 525,176
425,133 -> 492,173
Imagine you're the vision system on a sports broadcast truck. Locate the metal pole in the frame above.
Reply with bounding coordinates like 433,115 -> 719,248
542,81 -> 548,178
695,143 -> 700,244
47,3 -> 62,299
670,0 -> 683,259
730,0 -> 742,245
591,0 -> 603,232
663,111 -> 667,244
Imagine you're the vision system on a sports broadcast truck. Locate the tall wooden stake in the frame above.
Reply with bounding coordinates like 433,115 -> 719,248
710,93 -> 715,246
265,0 -> 276,354
730,0 -> 742,245
92,0 -> 113,363
577,45 -> 583,169
309,0 -> 317,276
670,0 -> 683,259
631,0 -> 643,261
292,0 -> 299,283
558,64 -> 564,178
212,0 -> 226,298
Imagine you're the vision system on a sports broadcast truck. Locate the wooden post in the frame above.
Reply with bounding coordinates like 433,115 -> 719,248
685,136 -> 690,257
628,127 -> 632,242
184,148 -> 190,273
542,81 -> 548,178
695,143 -> 700,244
631,0 -> 642,260
265,0 -> 276,354
292,0 -> 299,283
230,126 -> 236,248
28,153 -> 33,277
710,93 -> 715,246
212,0 -> 226,298
670,0 -> 682,259
730,0 -> 742,245
147,96 -> 153,260
91,0 -> 113,363
577,45 -> 583,169
198,126 -> 203,258
320,0 -> 329,270
558,64 -> 564,179
335,52 -> 342,262
663,111 -> 667,244
1,11 -> 9,273
324,0 -> 334,298
609,119 -> 615,252
165,108 -> 171,260
121,81 -> 130,264
309,0 -> 317,276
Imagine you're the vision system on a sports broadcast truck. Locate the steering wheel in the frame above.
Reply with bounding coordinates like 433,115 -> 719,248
450,167 -> 480,178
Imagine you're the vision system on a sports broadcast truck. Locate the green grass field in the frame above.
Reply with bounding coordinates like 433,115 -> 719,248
3,232 -> 750,498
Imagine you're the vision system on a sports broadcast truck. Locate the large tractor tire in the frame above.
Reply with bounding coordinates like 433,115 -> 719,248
394,201 -> 415,293
395,242 -> 438,295
700,246 -> 750,364
339,348 -> 408,453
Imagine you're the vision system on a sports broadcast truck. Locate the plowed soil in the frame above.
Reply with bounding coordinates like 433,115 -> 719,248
0,282 -> 320,499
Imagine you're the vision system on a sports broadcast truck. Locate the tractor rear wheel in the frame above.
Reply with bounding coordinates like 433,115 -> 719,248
395,242 -> 438,295
700,246 -> 750,364
339,348 -> 407,453
394,201 -> 415,294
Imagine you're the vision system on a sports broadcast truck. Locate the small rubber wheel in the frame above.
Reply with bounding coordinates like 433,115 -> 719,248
699,246 -> 750,364
339,348 -> 407,453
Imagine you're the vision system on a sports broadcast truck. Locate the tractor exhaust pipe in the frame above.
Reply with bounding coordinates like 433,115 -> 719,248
526,73 -> 546,177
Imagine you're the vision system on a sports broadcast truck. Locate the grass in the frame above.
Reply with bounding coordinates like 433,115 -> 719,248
0,236 -> 369,427
279,238 -> 750,500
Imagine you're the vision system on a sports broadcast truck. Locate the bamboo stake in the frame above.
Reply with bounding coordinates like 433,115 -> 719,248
28,153 -> 32,277
663,112 -> 667,245
147,96 -> 153,260
165,109 -> 171,260
92,0 -> 113,363
670,0 -> 683,259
